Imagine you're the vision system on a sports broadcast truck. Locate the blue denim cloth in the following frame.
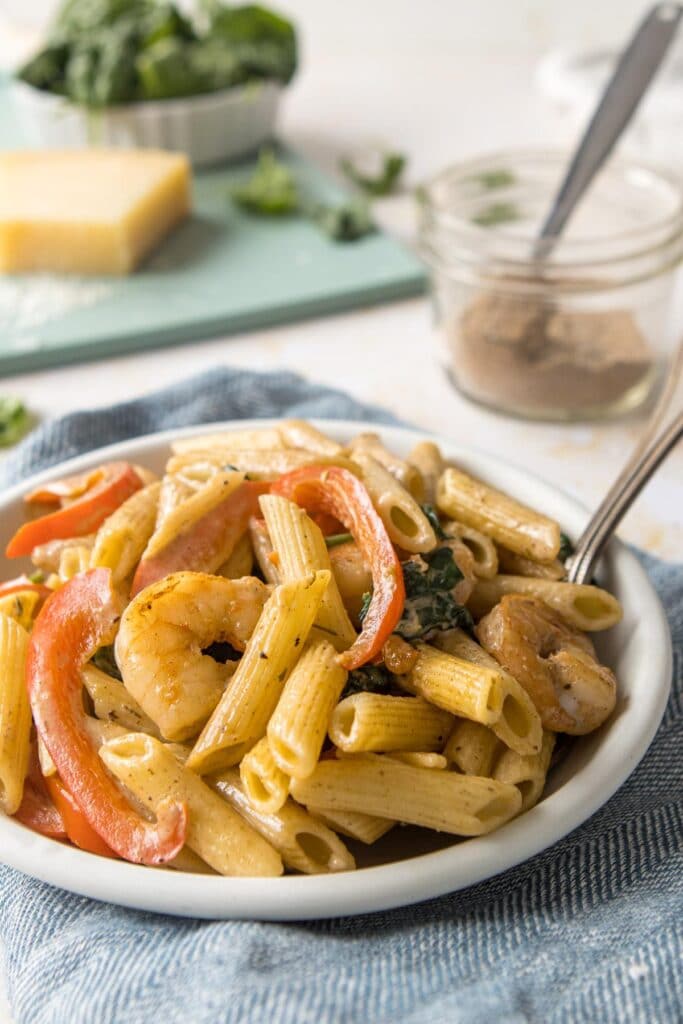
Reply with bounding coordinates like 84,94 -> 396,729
0,368 -> 680,1024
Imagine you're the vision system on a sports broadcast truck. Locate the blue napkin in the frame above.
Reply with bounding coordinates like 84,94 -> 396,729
0,368 -> 680,1024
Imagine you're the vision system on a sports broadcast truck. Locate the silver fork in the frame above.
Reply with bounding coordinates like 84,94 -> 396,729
567,341 -> 683,584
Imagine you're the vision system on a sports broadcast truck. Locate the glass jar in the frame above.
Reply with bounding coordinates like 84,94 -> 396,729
419,150 -> 683,420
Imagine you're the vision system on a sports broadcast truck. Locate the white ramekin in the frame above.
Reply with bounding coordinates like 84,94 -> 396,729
9,78 -> 282,166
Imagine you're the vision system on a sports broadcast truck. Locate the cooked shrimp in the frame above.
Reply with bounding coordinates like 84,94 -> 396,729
115,572 -> 270,742
475,595 -> 616,735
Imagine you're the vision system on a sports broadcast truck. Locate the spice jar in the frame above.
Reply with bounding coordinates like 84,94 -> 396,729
419,150 -> 683,420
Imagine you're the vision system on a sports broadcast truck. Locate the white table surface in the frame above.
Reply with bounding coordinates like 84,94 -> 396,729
0,23 -> 681,1022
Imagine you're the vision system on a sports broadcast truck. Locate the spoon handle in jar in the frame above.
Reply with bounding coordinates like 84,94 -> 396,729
567,342 -> 683,585
535,3 -> 682,257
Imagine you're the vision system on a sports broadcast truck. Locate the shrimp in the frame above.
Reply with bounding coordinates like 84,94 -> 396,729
115,571 -> 270,742
475,595 -> 616,735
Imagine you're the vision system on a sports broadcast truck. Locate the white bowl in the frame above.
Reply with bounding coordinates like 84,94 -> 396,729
0,420 -> 671,920
10,78 -> 282,166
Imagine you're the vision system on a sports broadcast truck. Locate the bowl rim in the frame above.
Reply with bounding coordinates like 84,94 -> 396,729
10,76 -> 282,118
0,418 -> 672,920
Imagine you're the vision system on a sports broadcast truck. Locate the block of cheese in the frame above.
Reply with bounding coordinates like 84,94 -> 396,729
0,149 -> 191,275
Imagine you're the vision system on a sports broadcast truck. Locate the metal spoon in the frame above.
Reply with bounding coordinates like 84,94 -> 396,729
566,339 -> 683,584
534,2 -> 682,260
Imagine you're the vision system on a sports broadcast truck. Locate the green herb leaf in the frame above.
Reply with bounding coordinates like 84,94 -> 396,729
231,149 -> 299,215
470,168 -> 516,190
558,532 -> 575,562
91,645 -> 122,681
325,533 -> 353,548
396,545 -> 474,639
358,590 -> 372,624
342,664 -> 393,699
0,398 -> 31,448
340,152 -> 406,196
309,199 -> 374,241
421,503 -> 446,540
472,201 -> 521,228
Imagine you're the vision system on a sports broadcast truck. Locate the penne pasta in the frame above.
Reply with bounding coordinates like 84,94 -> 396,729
387,751 -> 448,769
444,720 -> 501,777
82,664 -> 162,738
352,451 -> 436,554
349,433 -> 424,498
248,517 -> 282,584
172,427 -> 286,454
90,482 -> 161,585
494,731 -> 556,812
240,737 -> 291,815
156,473 -> 198,528
290,757 -> 522,836
167,450 -> 358,481
187,572 -> 330,774
328,541 -> 372,622
260,495 -> 356,651
100,733 -> 283,876
143,471 -> 245,562
0,614 -> 31,814
437,467 -> 561,562
58,544 -> 92,582
268,638 -> 347,779
406,440 -> 445,506
310,808 -> 395,845
279,419 -> 344,456
402,641 -> 543,756
444,521 -> 499,579
211,769 -> 355,873
468,576 -> 622,631
329,693 -> 452,754
496,546 -> 565,581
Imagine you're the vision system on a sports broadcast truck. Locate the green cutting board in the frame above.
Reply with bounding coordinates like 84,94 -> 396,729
0,84 -> 425,376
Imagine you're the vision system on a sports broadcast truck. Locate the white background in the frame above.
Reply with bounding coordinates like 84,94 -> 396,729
0,1 -> 681,1019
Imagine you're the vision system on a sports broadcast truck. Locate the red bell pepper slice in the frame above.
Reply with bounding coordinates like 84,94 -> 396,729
7,462 -> 144,559
26,568 -> 187,864
132,479 -> 269,596
0,575 -> 52,605
24,466 -> 108,505
272,466 -> 405,669
13,745 -> 66,840
45,774 -> 118,858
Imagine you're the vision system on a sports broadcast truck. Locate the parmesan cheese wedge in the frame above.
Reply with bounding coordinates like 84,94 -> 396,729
0,149 -> 191,275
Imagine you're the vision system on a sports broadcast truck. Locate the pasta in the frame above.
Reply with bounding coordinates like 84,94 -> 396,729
267,638 -> 347,779
0,615 -> 31,814
437,467 -> 561,561
0,419 -> 623,878
187,572 -> 330,773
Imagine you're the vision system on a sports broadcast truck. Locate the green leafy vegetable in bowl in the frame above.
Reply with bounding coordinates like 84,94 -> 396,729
18,0 -> 297,107
0,398 -> 32,448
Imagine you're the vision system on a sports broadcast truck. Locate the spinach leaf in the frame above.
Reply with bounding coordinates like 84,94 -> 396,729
231,149 -> 299,215
309,198 -> 374,241
340,152 -> 406,196
209,4 -> 297,84
91,645 -> 122,680
421,503 -> 446,540
325,532 -> 353,548
342,664 -> 393,699
558,532 -> 574,562
396,545 -> 474,639
0,398 -> 31,448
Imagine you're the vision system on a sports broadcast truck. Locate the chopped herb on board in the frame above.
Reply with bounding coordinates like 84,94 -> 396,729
339,151 -> 406,196
309,199 -> 374,241
0,397 -> 31,447
231,148 -> 299,215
